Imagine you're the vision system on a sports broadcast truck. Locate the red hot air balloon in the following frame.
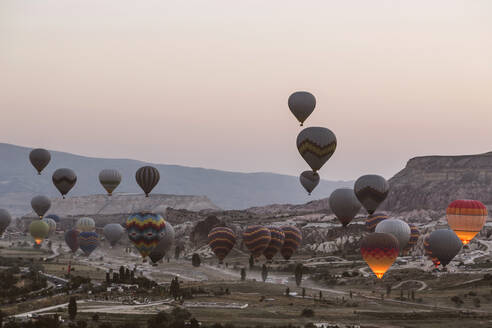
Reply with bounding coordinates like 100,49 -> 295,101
446,199 -> 488,245
360,233 -> 399,279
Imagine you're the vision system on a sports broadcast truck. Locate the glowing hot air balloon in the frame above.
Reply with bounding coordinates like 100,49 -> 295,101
207,227 -> 236,264
360,233 -> 399,279
446,199 -> 487,245
29,220 -> 50,245
243,226 -> 271,258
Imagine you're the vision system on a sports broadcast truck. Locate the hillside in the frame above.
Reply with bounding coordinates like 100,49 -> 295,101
0,143 -> 351,216
384,152 -> 492,212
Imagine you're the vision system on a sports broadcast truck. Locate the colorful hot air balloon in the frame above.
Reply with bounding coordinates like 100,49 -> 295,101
29,148 -> 51,175
375,219 -> 411,252
403,224 -> 420,254
243,226 -> 271,258
428,229 -> 462,267
263,227 -> 285,261
366,213 -> 388,232
31,195 -> 51,219
79,231 -> 99,256
0,209 -> 12,236
446,199 -> 488,245
423,234 -> 440,268
354,175 -> 389,215
99,169 -> 122,196
29,220 -> 50,245
360,233 -> 399,279
65,229 -> 80,253
103,223 -> 125,246
329,188 -> 362,227
52,168 -> 77,198
135,166 -> 160,197
42,218 -> 56,236
126,212 -> 165,259
76,217 -> 96,232
149,222 -> 175,264
299,171 -> 320,195
280,226 -> 302,260
45,214 -> 60,223
288,91 -> 316,126
297,127 -> 337,172
207,227 -> 236,264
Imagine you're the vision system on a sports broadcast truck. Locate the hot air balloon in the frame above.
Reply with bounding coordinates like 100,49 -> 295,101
79,231 -> 99,256
52,168 -> 77,198
296,127 -> 337,172
360,233 -> 399,279
243,226 -> 271,258
354,175 -> 389,215
375,219 -> 411,252
288,91 -> 316,126
45,214 -> 60,223
428,229 -> 462,267
423,234 -> 440,268
29,148 -> 51,175
329,188 -> 362,227
42,218 -> 56,236
446,199 -> 488,245
136,166 -> 160,197
65,229 -> 80,253
99,169 -> 122,196
76,217 -> 95,232
403,224 -> 420,254
31,195 -> 51,219
0,209 -> 12,236
29,220 -> 50,245
126,212 -> 165,259
207,227 -> 236,264
299,171 -> 320,195
103,223 -> 125,246
280,226 -> 302,260
149,222 -> 176,264
365,213 -> 388,232
263,227 -> 285,261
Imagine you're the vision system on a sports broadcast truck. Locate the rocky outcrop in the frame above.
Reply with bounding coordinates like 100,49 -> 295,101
384,152 -> 492,212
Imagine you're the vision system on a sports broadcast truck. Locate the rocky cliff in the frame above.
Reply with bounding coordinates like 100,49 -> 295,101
384,152 -> 492,212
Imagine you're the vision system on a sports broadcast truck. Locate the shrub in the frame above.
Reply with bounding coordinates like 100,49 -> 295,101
301,308 -> 315,317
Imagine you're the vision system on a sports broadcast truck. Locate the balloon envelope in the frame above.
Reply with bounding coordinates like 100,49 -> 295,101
423,234 -> 440,268
375,218 -> 411,252
79,231 -> 99,256
366,213 -> 388,232
0,209 -> 12,236
99,169 -> 122,196
103,223 -> 125,246
207,226 -> 236,264
243,226 -> 271,258
296,127 -> 337,172
52,168 -> 77,198
135,166 -> 160,197
403,224 -> 420,254
42,218 -> 56,236
126,212 -> 166,259
76,217 -> 96,232
360,233 -> 399,279
288,91 -> 316,126
263,226 -> 285,261
29,148 -> 51,174
446,199 -> 487,245
149,222 -> 176,263
280,226 -> 302,260
354,175 -> 389,215
329,188 -> 362,227
299,171 -> 320,195
31,195 -> 51,218
45,214 -> 60,223
65,229 -> 80,253
29,220 -> 50,245
428,229 -> 462,267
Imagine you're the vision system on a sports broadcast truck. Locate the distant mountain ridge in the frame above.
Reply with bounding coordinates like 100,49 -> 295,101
0,143 -> 351,216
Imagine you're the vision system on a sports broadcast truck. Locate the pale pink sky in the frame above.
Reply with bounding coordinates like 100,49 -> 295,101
1,1 -> 491,180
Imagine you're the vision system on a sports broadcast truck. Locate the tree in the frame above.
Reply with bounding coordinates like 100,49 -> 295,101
175,246 -> 181,260
261,264 -> 268,282
285,287 -> 290,297
192,253 -> 201,267
105,271 -> 110,284
125,267 -> 130,280
249,255 -> 254,269
68,296 -> 77,320
92,314 -> 99,322
189,318 -> 200,328
386,284 -> 391,296
170,277 -> 180,300
302,288 -> 306,299
294,263 -> 303,287
119,266 -> 125,281
319,291 -> 322,300
411,289 -> 415,301
240,268 -> 246,281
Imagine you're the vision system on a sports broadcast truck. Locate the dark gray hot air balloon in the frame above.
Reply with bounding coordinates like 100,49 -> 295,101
103,223 -> 125,246
296,127 -> 337,172
354,174 -> 389,215
429,229 -> 463,267
52,168 -> 77,199
288,91 -> 316,126
328,188 -> 362,227
299,170 -> 319,195
375,218 -> 411,252
31,195 -> 51,219
149,222 -> 175,264
99,169 -> 122,196
0,209 -> 12,236
136,166 -> 160,197
29,148 -> 51,175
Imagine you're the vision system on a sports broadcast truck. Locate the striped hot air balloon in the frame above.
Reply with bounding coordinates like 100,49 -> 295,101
446,199 -> 488,245
79,231 -> 99,256
76,217 -> 95,232
208,227 -> 236,264
366,213 -> 388,232
360,233 -> 399,279
280,226 -> 302,260
354,175 -> 389,215
135,166 -> 160,197
126,212 -> 166,259
263,227 -> 285,261
403,224 -> 420,254
296,127 -> 337,172
243,226 -> 271,258
423,234 -> 440,268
